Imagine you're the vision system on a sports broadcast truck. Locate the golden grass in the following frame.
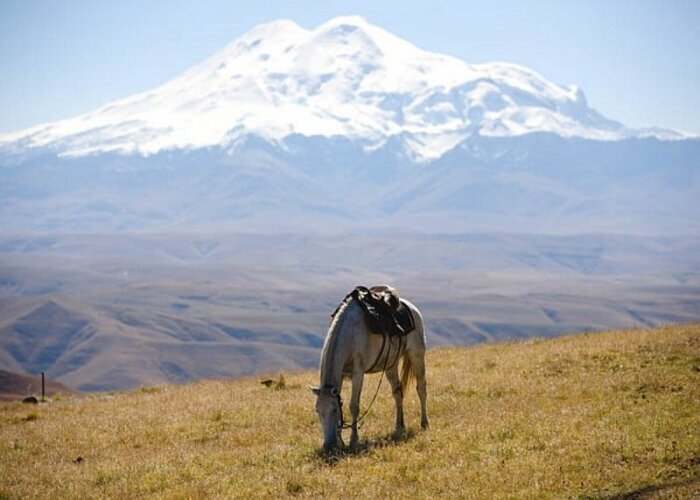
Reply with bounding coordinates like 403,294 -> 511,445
1,324 -> 699,498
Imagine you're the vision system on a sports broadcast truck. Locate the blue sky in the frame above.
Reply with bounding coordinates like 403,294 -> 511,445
1,0 -> 698,134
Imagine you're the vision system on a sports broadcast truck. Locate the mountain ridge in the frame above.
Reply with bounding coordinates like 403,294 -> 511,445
2,131 -> 697,234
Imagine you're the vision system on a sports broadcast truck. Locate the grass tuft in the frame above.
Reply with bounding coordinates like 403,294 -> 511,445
285,479 -> 304,495
22,412 -> 39,422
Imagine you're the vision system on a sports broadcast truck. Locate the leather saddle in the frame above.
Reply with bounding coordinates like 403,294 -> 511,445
332,285 -> 415,337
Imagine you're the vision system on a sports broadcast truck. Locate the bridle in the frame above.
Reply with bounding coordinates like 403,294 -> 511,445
323,332 -> 405,431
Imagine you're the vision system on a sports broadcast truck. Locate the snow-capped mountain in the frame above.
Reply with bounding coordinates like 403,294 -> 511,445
0,16 -> 690,163
1,16 -> 698,236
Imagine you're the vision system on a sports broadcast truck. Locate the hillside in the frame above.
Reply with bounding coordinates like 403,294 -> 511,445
0,369 -> 78,402
1,323 -> 698,498
2,233 -> 698,391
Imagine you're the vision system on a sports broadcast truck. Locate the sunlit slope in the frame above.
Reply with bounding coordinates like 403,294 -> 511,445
1,323 -> 698,498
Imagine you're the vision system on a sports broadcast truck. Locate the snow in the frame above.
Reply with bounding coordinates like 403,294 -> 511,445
0,15 -> 690,162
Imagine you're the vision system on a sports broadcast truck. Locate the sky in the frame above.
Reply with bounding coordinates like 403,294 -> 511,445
1,0 -> 698,135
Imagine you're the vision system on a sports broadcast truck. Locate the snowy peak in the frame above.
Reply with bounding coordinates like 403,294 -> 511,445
0,16 -> 691,161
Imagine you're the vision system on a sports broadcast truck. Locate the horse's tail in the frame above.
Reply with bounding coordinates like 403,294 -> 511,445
400,351 -> 415,393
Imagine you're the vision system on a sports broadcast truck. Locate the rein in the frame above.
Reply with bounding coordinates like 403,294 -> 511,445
336,332 -> 404,431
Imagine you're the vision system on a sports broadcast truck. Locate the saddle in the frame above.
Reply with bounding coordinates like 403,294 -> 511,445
332,285 -> 415,337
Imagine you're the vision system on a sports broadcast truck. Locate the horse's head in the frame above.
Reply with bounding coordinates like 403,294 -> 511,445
310,385 -> 342,450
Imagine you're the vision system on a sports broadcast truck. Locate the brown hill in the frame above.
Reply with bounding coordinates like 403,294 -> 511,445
0,369 -> 78,401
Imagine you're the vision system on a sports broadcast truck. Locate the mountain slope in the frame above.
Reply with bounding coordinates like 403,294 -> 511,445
0,369 -> 77,401
1,324 -> 698,497
0,16 -> 690,162
2,133 -> 697,234
0,293 -> 323,392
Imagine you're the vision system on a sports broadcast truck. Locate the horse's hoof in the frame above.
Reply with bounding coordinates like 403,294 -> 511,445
421,420 -> 430,430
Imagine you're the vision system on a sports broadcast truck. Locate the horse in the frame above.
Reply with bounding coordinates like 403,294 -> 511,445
309,288 -> 429,451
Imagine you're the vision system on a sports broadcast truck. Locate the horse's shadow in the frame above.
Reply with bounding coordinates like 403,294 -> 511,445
313,428 -> 418,465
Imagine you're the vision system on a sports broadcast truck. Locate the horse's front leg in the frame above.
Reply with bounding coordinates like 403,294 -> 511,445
349,365 -> 364,450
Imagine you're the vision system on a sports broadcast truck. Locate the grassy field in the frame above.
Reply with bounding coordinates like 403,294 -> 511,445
1,323 -> 699,498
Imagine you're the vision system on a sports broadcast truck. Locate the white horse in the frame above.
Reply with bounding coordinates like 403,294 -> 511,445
310,290 -> 429,451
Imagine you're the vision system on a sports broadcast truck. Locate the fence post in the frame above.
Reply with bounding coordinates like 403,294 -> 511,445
41,372 -> 45,402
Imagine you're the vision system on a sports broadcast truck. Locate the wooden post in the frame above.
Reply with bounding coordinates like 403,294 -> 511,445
41,372 -> 45,402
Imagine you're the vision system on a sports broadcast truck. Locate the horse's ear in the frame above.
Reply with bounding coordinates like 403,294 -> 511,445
309,385 -> 320,396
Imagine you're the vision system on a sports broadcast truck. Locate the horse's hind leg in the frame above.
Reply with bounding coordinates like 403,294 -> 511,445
385,364 -> 405,436
411,350 -> 429,429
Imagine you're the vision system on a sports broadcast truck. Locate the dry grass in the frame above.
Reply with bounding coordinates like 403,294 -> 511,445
1,324 -> 699,498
